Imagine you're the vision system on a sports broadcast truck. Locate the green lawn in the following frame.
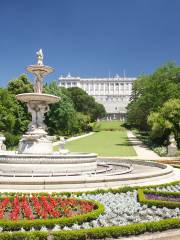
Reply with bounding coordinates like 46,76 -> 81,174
66,130 -> 136,157
90,120 -> 123,131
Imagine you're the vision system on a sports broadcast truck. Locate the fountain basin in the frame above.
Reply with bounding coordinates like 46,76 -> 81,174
0,152 -> 98,174
26,65 -> 54,75
16,93 -> 60,104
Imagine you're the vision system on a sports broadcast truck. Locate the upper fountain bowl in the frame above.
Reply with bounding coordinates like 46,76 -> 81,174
26,65 -> 54,76
16,93 -> 60,104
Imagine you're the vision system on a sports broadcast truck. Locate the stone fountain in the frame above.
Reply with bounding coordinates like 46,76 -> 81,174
0,50 -> 98,175
16,49 -> 60,154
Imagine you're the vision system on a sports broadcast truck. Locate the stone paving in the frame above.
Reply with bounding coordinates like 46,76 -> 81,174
53,132 -> 94,146
112,229 -> 180,240
127,131 -> 160,160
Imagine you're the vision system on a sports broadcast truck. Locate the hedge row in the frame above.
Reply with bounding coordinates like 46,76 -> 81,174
0,218 -> 180,239
138,189 -> 180,208
0,200 -> 104,231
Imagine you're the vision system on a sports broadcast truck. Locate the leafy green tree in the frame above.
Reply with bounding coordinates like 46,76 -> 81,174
126,62 -> 180,130
7,74 -> 33,94
46,94 -> 78,136
148,99 -> 180,147
0,88 -> 29,148
67,87 -> 106,121
44,81 -> 84,136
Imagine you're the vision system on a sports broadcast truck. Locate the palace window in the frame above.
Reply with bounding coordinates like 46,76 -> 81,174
115,83 -> 119,90
100,83 -> 104,90
90,83 -> 93,90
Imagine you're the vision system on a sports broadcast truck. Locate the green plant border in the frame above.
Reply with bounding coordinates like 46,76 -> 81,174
138,189 -> 180,208
172,165 -> 180,169
0,199 -> 104,231
0,218 -> 180,239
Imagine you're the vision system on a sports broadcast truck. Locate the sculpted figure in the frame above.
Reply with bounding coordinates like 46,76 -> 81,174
0,135 -> 6,151
37,104 -> 49,129
36,49 -> 44,66
27,102 -> 37,131
34,72 -> 43,93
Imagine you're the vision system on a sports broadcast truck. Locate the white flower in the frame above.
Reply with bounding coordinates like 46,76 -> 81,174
40,226 -> 48,231
52,225 -> 61,231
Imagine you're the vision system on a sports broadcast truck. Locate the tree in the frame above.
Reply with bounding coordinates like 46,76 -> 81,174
7,74 -> 33,95
148,99 -> 180,147
67,87 -> 106,121
44,81 -> 85,136
0,88 -> 29,147
126,62 -> 180,130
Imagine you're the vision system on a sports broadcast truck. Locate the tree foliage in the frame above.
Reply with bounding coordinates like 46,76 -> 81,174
66,87 -> 106,121
126,62 -> 180,147
126,62 -> 180,130
148,99 -> 180,147
0,87 -> 30,147
8,74 -> 33,95
0,78 -> 106,147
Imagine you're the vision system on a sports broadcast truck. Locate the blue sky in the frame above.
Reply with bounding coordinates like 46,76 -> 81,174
0,0 -> 180,86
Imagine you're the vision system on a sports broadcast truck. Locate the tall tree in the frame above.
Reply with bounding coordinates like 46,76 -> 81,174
0,88 -> 29,147
126,62 -> 180,130
7,74 -> 33,94
67,87 -> 106,121
148,99 -> 180,147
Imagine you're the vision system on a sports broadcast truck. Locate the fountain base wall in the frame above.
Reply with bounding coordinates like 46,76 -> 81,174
0,152 -> 98,174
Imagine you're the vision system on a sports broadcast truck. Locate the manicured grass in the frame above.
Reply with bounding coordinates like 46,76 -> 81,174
66,130 -> 136,157
176,149 -> 180,156
90,120 -> 123,131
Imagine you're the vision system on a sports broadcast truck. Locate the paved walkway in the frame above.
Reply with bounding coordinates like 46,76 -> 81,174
53,132 -> 94,146
127,131 -> 160,160
111,228 -> 180,240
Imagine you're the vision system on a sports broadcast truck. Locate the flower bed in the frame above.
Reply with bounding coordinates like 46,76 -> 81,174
0,181 -> 179,239
138,189 -> 180,208
156,160 -> 180,165
0,195 -> 96,220
0,194 -> 104,231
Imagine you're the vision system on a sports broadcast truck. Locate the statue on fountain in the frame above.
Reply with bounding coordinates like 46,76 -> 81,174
34,49 -> 44,93
36,49 -> 44,66
27,102 -> 49,132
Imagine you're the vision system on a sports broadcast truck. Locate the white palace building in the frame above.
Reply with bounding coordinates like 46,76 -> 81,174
58,74 -> 136,120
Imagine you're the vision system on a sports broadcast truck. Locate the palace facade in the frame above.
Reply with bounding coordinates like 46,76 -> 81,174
58,74 -> 136,119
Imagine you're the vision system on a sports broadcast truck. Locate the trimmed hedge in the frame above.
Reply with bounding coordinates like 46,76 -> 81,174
0,218 -> 180,239
0,200 -> 104,231
138,189 -> 180,208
